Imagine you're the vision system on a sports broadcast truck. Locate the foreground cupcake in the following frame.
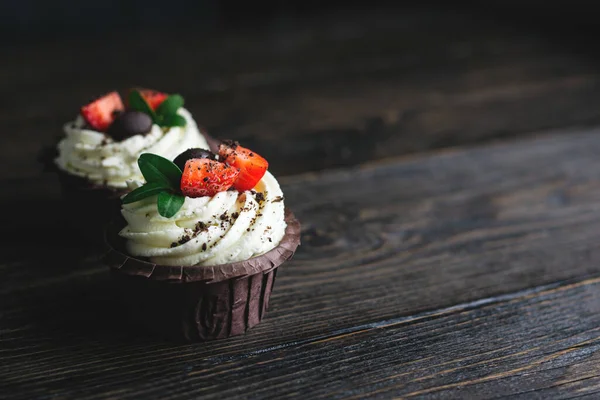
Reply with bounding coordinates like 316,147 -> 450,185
51,89 -> 215,244
103,142 -> 300,341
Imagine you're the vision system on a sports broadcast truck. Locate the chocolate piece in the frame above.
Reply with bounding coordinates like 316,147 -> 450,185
173,148 -> 217,171
103,209 -> 301,341
107,110 -> 153,141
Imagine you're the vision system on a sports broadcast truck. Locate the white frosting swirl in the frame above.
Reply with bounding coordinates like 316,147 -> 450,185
119,171 -> 286,266
54,108 -> 210,188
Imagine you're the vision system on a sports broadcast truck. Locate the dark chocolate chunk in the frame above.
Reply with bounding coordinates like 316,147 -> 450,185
107,110 -> 153,141
173,148 -> 217,171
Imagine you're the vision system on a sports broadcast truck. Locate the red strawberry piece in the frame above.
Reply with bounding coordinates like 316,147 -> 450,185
80,91 -> 124,131
138,89 -> 168,110
180,159 -> 240,198
218,141 -> 269,191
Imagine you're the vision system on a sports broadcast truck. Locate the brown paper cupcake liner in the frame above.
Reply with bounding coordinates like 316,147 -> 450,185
104,209 -> 301,341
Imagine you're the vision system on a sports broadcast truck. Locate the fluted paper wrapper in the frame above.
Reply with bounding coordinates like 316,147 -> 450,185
103,209 -> 301,342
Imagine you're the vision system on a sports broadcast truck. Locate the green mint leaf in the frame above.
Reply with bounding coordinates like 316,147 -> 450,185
157,191 -> 185,218
153,114 -> 165,128
138,153 -> 182,188
128,90 -> 157,122
161,113 -> 187,127
156,94 -> 184,118
122,182 -> 170,204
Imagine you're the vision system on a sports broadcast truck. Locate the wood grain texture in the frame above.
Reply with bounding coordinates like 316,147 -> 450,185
4,130 -> 600,398
4,8 -> 600,178
152,278 -> 600,400
16,277 -> 598,400
4,279 -> 600,400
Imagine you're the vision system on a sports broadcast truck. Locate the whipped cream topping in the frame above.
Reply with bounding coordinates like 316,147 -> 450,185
54,108 -> 210,189
119,171 -> 287,266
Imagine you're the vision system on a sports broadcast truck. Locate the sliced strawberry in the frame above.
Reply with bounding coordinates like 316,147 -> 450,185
181,159 -> 239,198
136,89 -> 168,110
218,141 -> 269,191
80,91 -> 124,131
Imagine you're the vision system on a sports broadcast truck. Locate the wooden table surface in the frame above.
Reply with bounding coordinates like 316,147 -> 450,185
3,6 -> 600,399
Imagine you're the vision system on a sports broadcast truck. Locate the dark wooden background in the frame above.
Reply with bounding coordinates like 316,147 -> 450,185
3,2 -> 600,399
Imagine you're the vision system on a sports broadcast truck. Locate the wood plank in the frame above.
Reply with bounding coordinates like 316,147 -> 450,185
133,278 -> 600,399
3,270 -> 600,398
122,278 -> 600,399
4,9 -> 600,178
4,130 -> 600,397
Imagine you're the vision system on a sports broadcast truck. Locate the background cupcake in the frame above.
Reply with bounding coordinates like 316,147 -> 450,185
50,89 -> 217,246
104,143 -> 300,341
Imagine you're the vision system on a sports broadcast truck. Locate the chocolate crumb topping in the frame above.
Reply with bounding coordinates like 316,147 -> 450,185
202,243 -> 207,251
231,212 -> 239,219
272,196 -> 284,203
255,192 -> 265,203
195,221 -> 207,232
249,216 -> 257,227
219,212 -> 228,221
221,139 -> 239,149
178,235 -> 191,245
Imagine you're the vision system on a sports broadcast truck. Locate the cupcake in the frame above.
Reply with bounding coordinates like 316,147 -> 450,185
103,142 -> 301,341
50,89 -> 216,245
